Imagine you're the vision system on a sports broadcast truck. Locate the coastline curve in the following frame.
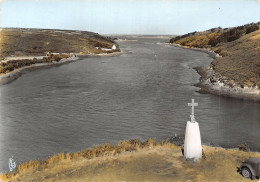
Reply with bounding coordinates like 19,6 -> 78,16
171,43 -> 260,101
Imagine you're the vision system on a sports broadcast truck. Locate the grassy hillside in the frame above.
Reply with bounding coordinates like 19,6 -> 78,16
1,139 -> 259,182
0,28 -> 119,76
170,23 -> 259,48
210,29 -> 260,88
0,28 -> 119,59
170,23 -> 260,89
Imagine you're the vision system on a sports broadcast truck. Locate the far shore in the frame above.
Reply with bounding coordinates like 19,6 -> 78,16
0,51 -> 122,85
171,43 -> 260,101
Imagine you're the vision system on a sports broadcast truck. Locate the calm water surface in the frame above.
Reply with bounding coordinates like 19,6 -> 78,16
0,36 -> 259,172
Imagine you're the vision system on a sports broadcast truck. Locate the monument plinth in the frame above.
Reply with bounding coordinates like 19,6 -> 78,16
184,99 -> 202,159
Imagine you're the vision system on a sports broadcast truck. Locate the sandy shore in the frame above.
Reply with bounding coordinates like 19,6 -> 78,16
0,51 -> 122,85
171,43 -> 260,101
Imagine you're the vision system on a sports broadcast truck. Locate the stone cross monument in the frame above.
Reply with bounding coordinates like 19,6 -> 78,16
188,99 -> 198,123
184,99 -> 202,159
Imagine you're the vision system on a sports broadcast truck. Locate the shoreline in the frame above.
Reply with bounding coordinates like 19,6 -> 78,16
0,51 -> 122,85
170,43 -> 219,59
171,43 -> 260,101
194,66 -> 260,101
0,55 -> 79,85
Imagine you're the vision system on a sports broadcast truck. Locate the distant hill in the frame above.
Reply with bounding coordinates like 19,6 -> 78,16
170,22 -> 260,89
0,28 -> 119,59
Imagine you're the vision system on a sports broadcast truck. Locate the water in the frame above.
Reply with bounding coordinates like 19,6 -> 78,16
0,36 -> 259,172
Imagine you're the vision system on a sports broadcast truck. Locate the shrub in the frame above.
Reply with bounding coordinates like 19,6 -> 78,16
226,29 -> 244,42
208,38 -> 219,47
246,24 -> 259,34
238,143 -> 250,152
170,22 -> 260,48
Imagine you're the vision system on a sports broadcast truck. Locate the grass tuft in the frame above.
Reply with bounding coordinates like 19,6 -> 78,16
0,138 -> 169,181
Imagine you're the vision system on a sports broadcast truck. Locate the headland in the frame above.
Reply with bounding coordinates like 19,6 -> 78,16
170,22 -> 260,101
0,28 -> 120,85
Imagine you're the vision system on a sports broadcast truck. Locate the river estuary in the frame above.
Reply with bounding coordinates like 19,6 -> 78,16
0,36 -> 259,172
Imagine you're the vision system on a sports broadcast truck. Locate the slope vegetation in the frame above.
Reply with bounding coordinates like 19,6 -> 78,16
0,28 -> 119,76
0,28 -> 118,59
170,23 -> 260,89
1,139 -> 259,182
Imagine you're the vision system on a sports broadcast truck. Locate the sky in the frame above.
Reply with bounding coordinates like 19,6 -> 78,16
0,0 -> 260,35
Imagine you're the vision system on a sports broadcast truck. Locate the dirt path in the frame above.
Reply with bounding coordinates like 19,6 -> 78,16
1,56 -> 46,62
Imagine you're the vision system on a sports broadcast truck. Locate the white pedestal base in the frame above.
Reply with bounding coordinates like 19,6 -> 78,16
184,121 -> 202,159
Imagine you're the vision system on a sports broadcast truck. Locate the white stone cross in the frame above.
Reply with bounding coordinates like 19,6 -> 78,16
188,99 -> 198,123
